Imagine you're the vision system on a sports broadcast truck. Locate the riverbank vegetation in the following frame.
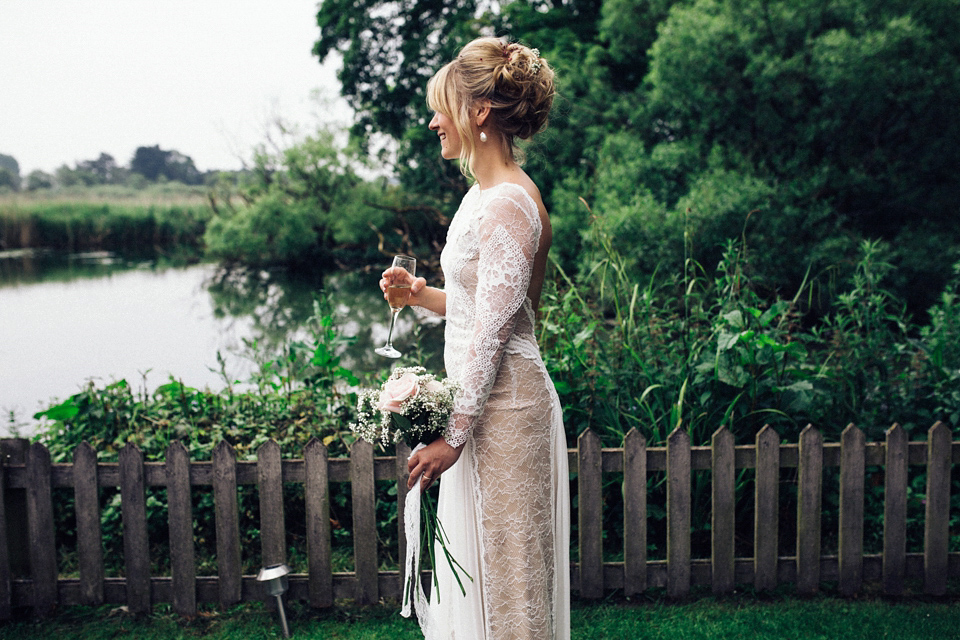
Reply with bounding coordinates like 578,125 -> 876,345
312,0 -> 960,318
0,197 -> 210,256
0,150 -> 217,256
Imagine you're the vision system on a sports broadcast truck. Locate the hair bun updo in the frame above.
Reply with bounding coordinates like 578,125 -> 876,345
427,36 -> 556,172
489,41 -> 555,140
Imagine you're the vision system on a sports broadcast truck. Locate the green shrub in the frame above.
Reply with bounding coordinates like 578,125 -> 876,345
32,296 -> 394,576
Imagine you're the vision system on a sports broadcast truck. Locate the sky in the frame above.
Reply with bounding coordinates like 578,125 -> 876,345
0,0 -> 351,176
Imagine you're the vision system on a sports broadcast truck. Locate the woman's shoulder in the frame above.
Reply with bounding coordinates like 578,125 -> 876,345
482,181 -> 543,219
481,181 -> 549,241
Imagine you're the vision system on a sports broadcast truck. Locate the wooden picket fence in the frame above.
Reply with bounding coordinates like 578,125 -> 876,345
1,421 -> 958,618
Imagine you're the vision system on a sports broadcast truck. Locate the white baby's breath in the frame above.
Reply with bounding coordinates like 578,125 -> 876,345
351,366 -> 459,448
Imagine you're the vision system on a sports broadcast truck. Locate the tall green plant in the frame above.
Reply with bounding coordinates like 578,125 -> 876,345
540,213 -> 952,447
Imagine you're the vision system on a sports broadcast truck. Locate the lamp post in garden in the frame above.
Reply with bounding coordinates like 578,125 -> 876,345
257,563 -> 292,638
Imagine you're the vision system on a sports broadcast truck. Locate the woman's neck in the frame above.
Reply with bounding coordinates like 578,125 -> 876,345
471,136 -> 519,189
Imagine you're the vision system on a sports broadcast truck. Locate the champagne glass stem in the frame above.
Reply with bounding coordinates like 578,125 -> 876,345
385,309 -> 399,347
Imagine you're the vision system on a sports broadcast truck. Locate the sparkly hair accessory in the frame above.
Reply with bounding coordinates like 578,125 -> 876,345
530,48 -> 542,74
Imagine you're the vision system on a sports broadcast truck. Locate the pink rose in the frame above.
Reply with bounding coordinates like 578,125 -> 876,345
378,372 -> 420,413
424,379 -> 444,394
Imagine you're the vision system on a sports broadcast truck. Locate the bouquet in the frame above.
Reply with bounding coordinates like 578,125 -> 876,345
350,367 -> 471,615
352,366 -> 459,447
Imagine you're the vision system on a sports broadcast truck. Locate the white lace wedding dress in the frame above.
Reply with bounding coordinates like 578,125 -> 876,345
415,182 -> 570,640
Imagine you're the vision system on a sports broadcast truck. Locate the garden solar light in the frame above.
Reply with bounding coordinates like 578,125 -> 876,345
257,563 -> 292,638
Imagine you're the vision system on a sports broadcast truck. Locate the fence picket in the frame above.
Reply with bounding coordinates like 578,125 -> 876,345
351,440 -> 378,605
754,426 -> 779,591
119,443 -> 151,614
839,424 -> 865,596
1,440 -> 28,586
305,439 -> 333,608
667,427 -> 691,598
711,427 -> 735,594
924,422 -> 951,595
796,426 -> 823,594
258,440 -> 286,568
26,444 -> 57,616
213,440 -> 242,607
883,424 -> 907,595
74,442 -> 104,605
167,441 -> 196,616
623,429 -> 647,596
578,429 -> 603,598
0,443 -> 10,620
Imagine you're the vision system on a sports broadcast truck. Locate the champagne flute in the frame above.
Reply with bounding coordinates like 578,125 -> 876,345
375,255 -> 416,358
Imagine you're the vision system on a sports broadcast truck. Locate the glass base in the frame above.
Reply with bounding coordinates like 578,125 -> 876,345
375,344 -> 402,358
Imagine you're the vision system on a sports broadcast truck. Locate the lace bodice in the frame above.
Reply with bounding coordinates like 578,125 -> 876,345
440,182 -> 542,449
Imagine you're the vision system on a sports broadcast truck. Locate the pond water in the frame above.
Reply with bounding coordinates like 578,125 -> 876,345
0,250 -> 442,437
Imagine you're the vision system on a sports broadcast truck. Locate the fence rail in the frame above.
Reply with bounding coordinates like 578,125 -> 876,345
1,421 -> 958,618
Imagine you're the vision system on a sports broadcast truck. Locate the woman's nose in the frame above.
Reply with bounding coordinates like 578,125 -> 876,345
428,113 -> 439,130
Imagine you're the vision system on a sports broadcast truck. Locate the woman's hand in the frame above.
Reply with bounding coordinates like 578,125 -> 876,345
407,438 -> 464,491
380,266 -> 428,307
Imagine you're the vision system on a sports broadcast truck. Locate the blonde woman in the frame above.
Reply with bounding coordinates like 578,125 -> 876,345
381,36 -> 570,640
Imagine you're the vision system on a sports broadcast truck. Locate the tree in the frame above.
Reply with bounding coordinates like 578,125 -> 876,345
313,0 -> 481,141
312,0 -> 607,201
131,146 -> 167,181
0,153 -> 20,191
205,127 -> 399,267
644,0 -> 960,235
26,170 -> 54,191
131,145 -> 202,184
76,153 -> 125,185
309,0 -> 960,313
54,164 -> 80,188
313,0 -> 489,201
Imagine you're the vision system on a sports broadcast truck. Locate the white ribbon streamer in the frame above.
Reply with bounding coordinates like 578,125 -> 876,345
401,443 -> 428,618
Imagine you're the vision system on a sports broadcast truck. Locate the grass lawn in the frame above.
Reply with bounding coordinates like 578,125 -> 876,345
1,592 -> 958,639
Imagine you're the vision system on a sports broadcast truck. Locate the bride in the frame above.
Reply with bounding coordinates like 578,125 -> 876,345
381,36 -> 570,639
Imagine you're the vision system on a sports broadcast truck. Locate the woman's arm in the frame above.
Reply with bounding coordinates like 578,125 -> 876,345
407,191 -> 540,489
410,282 -> 446,316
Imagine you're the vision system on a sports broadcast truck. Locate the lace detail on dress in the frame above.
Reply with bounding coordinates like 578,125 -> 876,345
442,184 -> 541,449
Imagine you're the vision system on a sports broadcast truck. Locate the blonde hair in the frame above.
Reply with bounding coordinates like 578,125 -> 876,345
427,36 -> 556,178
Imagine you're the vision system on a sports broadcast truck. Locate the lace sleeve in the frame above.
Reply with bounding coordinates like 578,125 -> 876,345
444,188 -> 540,448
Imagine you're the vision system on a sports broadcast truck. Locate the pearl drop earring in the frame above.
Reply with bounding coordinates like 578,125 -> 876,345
480,131 -> 488,143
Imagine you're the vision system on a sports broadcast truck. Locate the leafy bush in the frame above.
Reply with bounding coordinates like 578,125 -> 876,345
203,128 -> 442,269
33,296 -> 393,576
540,220 -> 960,559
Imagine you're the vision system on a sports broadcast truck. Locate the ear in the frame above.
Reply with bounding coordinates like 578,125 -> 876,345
475,100 -> 492,127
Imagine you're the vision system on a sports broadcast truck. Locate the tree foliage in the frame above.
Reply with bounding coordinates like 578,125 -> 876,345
312,0 -> 960,312
131,145 -> 203,184
75,153 -> 126,185
0,153 -> 20,191
203,128 -> 434,268
25,170 -> 54,191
